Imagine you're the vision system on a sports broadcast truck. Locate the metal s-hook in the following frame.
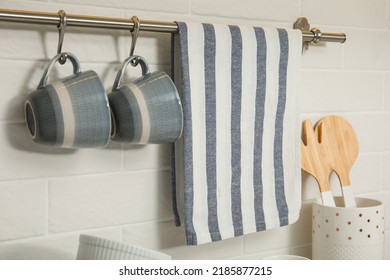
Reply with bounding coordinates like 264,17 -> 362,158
57,10 -> 68,64
129,16 -> 140,66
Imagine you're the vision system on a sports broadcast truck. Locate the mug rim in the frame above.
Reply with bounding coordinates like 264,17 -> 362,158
110,109 -> 117,138
24,100 -> 37,140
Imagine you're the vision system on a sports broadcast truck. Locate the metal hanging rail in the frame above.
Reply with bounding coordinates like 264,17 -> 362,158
0,8 -> 346,44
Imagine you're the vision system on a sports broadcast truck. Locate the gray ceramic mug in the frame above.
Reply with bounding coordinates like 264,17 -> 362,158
24,52 -> 111,148
109,55 -> 183,144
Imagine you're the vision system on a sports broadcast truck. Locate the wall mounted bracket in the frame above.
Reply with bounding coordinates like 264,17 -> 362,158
293,17 -> 346,52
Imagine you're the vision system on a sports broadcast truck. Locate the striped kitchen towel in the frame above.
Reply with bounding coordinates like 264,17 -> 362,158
172,21 -> 302,245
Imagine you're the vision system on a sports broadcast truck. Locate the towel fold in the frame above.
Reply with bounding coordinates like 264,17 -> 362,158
172,21 -> 302,245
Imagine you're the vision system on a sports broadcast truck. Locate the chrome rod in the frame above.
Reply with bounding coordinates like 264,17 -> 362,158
302,30 -> 346,44
0,8 -> 177,32
0,8 -> 346,42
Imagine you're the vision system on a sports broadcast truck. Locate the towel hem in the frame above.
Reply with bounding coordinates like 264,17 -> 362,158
184,211 -> 301,245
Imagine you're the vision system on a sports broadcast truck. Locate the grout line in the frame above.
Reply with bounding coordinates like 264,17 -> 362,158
119,227 -> 123,243
358,151 -> 384,156
300,111 -> 390,117
0,120 -> 24,125
380,153 -> 384,192
298,0 -> 302,16
358,189 -> 390,197
341,26 -> 346,70
0,223 -> 126,245
121,144 -> 125,172
0,167 -> 172,184
45,180 -> 50,236
121,143 -> 126,172
383,72 -> 387,111
240,235 -> 245,256
301,68 -> 389,74
342,25 -> 390,32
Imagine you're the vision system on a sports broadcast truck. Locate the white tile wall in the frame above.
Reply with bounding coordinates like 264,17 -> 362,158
0,123 -> 122,181
0,228 -> 121,260
48,171 -> 172,232
191,0 -> 300,22
121,221 -> 244,259
52,0 -> 190,14
301,0 -> 387,28
0,180 -> 46,241
381,153 -> 390,191
344,28 -> 390,70
301,26 -> 344,70
0,0 -> 389,260
301,70 -> 383,113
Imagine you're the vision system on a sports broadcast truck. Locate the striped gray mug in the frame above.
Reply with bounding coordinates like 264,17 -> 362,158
109,55 -> 183,144
24,52 -> 111,148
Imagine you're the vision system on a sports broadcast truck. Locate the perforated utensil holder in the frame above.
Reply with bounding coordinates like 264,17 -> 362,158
312,197 -> 385,260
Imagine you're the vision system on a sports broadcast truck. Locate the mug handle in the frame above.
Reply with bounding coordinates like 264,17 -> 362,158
37,52 -> 82,88
112,55 -> 150,91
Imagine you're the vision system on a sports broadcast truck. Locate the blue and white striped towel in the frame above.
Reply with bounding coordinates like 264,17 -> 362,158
172,21 -> 302,245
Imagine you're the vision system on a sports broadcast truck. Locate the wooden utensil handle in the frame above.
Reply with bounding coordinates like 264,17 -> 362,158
301,120 -> 332,193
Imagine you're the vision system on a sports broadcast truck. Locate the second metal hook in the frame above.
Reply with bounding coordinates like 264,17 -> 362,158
57,10 -> 68,65
129,16 -> 140,66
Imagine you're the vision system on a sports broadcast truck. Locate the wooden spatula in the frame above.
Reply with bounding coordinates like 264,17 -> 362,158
315,116 -> 359,207
301,120 -> 335,206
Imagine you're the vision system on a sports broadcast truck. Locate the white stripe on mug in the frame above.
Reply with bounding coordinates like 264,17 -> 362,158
52,80 -> 76,148
127,83 -> 151,144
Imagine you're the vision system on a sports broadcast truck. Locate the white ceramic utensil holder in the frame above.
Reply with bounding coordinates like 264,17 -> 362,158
312,197 -> 385,260
76,234 -> 172,260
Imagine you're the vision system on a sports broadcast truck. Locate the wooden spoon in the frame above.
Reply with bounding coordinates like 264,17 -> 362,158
301,120 -> 335,206
315,116 -> 359,208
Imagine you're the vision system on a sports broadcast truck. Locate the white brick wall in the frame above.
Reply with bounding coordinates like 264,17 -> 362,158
191,0 -> 300,22
0,0 -> 389,260
48,171 -> 172,232
301,0 -> 388,28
